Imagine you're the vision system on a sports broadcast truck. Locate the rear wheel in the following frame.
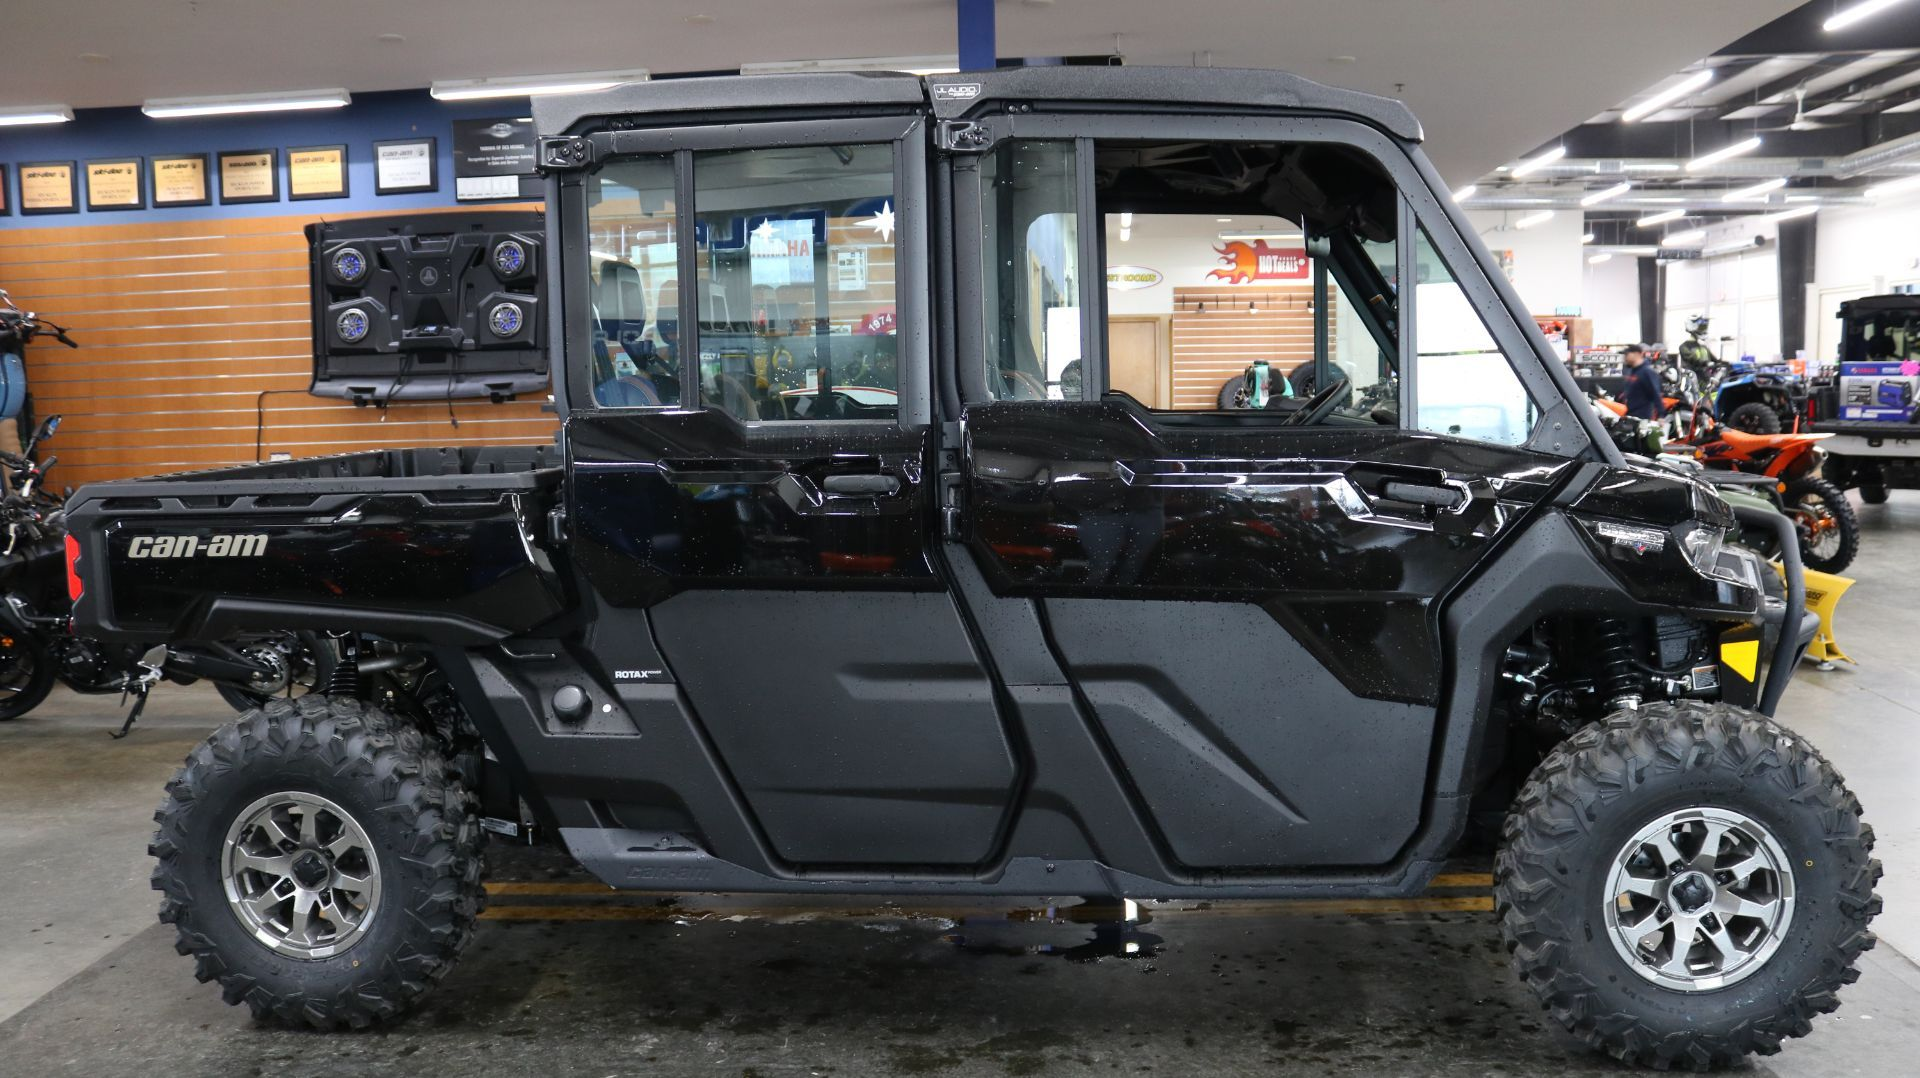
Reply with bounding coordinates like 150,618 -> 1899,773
0,634 -> 56,721
1497,702 -> 1879,1068
1727,402 -> 1782,434
1859,481 -> 1889,505
149,696 -> 485,1027
1785,476 -> 1860,573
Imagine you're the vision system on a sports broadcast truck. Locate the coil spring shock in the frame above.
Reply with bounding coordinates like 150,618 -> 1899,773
323,634 -> 360,698
1596,619 -> 1641,710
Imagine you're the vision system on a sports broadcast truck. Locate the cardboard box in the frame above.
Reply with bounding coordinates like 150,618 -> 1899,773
1839,361 -> 1920,421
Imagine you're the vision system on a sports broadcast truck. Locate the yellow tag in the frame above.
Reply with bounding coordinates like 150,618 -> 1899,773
1722,639 -> 1760,682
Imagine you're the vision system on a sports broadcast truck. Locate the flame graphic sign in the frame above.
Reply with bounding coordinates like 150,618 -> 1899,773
1208,240 -> 1309,284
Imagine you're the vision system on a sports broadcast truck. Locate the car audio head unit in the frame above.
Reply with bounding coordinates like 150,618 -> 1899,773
306,211 -> 547,404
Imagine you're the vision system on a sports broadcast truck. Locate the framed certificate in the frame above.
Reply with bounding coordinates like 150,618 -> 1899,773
218,149 -> 279,204
0,164 -> 9,216
19,162 -> 78,215
288,144 -> 348,200
85,158 -> 146,211
151,153 -> 211,207
374,137 -> 437,195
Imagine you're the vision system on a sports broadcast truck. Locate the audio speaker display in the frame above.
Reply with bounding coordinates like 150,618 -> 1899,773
306,211 -> 547,403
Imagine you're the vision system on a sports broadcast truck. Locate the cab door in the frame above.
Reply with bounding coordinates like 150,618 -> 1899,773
563,115 -> 1021,869
947,120 -> 1585,871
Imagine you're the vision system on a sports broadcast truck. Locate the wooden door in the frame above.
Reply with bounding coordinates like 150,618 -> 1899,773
1108,317 -> 1167,408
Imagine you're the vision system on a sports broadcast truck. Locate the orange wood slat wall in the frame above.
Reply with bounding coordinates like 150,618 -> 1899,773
1169,285 -> 1336,410
0,207 -> 556,484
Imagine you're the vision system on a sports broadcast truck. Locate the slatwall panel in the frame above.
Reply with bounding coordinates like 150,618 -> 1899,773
0,206 -> 555,484
1169,286 -> 1337,410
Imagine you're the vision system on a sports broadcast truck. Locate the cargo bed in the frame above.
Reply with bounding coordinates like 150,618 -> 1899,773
64,446 -> 568,644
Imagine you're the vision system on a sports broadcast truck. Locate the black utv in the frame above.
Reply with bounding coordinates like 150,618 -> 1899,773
66,68 -> 1876,1068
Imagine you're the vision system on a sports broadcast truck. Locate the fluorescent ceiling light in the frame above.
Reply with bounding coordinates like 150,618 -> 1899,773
1218,232 -> 1300,242
0,104 -> 74,126
1581,232 -> 1596,243
1588,252 -> 1614,264
430,69 -> 649,100
1637,209 -> 1686,227
1825,0 -> 1913,32
1622,69 -> 1715,122
1452,184 -> 1477,201
1867,173 -> 1920,199
1600,245 -> 1660,255
741,54 -> 958,76
1762,205 -> 1821,223
1723,177 -> 1787,202
1119,227 -> 1132,242
1661,229 -> 1709,247
1509,146 -> 1567,178
1784,194 -> 1823,202
142,88 -> 349,118
1514,210 -> 1555,229
1884,98 -> 1920,114
1580,182 -> 1632,207
1687,136 -> 1763,172
1621,162 -> 1683,172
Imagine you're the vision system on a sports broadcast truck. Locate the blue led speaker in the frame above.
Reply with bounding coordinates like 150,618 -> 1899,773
331,247 -> 368,284
488,302 -> 524,338
492,239 -> 527,277
336,307 -> 371,344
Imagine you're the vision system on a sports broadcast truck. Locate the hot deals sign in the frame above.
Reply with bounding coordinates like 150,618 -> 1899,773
1208,240 -> 1308,284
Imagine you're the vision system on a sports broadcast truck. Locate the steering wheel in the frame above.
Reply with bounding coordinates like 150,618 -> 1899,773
1284,374 -> 1351,426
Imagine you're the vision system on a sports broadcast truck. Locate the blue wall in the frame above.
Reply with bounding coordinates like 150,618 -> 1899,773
0,89 -> 534,229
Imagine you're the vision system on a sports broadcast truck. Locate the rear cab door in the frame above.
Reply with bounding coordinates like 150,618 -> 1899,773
548,77 -> 1022,870
936,71 -> 1594,872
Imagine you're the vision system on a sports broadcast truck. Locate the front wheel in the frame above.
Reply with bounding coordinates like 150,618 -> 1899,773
1785,476 -> 1860,573
149,697 -> 486,1027
1726,401 -> 1783,434
1497,703 -> 1879,1068
0,633 -> 56,721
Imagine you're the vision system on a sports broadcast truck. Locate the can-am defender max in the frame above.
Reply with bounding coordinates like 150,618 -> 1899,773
65,69 -> 1875,1068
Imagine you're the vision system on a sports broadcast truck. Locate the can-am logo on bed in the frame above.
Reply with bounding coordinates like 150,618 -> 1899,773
126,534 -> 269,559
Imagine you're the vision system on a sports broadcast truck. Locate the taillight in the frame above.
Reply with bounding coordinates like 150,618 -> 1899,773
64,533 -> 82,602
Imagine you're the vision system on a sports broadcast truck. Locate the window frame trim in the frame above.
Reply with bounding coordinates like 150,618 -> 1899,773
560,115 -> 930,434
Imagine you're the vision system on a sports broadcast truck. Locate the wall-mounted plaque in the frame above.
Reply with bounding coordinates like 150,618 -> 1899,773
374,137 -> 437,195
288,144 -> 348,200
85,158 -> 145,211
151,153 -> 211,207
452,118 -> 537,201
218,149 -> 279,204
19,162 -> 78,215
0,164 -> 9,216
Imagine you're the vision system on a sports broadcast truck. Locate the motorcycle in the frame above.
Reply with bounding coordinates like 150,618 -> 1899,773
1678,315 -> 1809,435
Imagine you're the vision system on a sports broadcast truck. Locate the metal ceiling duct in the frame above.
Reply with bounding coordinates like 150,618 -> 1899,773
1511,130 -> 1920,180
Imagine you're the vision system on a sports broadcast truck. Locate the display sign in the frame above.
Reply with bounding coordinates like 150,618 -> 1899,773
1207,240 -> 1308,284
374,137 -> 437,195
1107,264 -> 1164,290
453,118 -> 537,201
19,162 -> 77,215
218,149 -> 279,204
85,158 -> 145,211
288,145 -> 348,200
150,153 -> 211,207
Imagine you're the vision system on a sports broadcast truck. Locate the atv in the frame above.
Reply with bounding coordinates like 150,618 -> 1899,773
63,68 -> 1875,1069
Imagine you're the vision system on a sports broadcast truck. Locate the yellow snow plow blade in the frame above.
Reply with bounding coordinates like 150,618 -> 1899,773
1774,564 -> 1856,667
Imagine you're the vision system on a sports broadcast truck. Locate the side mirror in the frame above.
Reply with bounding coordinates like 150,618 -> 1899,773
37,416 -> 60,441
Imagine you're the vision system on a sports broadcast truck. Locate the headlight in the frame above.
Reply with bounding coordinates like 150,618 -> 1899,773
1679,522 -> 1759,589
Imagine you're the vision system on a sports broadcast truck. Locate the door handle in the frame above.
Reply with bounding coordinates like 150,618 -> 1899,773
1380,480 -> 1468,511
822,473 -> 901,496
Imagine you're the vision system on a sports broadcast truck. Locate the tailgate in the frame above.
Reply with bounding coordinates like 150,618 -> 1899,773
65,458 -> 567,644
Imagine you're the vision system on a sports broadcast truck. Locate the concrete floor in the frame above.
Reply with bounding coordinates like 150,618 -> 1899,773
4,493 -> 1920,1076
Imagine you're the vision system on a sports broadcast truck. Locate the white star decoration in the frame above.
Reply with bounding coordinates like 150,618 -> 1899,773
751,218 -> 777,244
861,201 -> 896,243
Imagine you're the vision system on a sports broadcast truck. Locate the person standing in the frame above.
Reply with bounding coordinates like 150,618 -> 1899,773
1620,344 -> 1664,420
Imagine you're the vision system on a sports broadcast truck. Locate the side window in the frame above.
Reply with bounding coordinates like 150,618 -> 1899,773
584,156 -> 682,408
980,141 -> 1081,401
1410,228 -> 1537,446
693,144 -> 898,423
